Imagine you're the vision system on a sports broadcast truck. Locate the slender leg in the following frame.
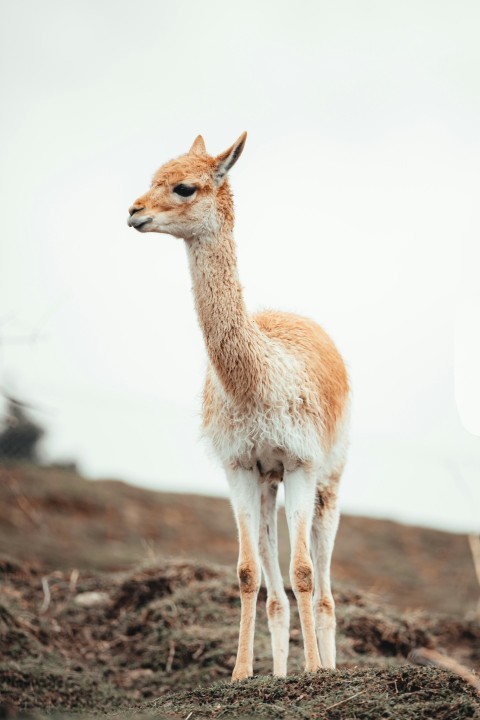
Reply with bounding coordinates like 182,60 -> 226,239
284,466 -> 321,673
226,467 -> 261,681
311,472 -> 341,669
258,480 -> 290,676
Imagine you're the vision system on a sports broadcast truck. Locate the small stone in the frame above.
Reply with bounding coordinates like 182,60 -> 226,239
74,591 -> 110,607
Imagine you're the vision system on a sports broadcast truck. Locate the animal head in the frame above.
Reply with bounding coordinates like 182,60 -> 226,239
127,133 -> 247,240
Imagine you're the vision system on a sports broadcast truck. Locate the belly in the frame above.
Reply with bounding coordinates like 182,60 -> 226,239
202,394 -> 325,472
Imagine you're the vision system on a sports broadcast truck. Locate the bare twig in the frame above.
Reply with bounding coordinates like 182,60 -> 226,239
141,538 -> 157,561
3,470 -> 41,527
69,569 -> 79,593
468,533 -> 480,586
15,493 -> 41,527
324,689 -> 366,710
166,640 -> 176,673
468,532 -> 480,618
192,644 -> 205,660
184,713 -> 193,720
39,577 -> 51,614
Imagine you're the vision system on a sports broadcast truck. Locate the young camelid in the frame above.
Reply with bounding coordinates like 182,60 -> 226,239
127,133 -> 350,681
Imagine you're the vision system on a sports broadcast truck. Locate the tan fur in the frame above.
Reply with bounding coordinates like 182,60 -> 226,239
266,596 -> 284,618
202,372 -> 215,427
297,590 -> 321,672
237,516 -> 261,594
254,311 -> 349,449
291,518 -> 321,672
189,134 -> 207,155
233,515 -> 261,680
315,482 -> 338,515
190,234 -> 268,405
128,133 -> 349,680
130,141 -> 238,235
130,138 -> 349,438
317,596 -> 335,614
201,309 -> 349,456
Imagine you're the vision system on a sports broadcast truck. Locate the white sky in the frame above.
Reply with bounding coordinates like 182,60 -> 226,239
1,0 -> 479,532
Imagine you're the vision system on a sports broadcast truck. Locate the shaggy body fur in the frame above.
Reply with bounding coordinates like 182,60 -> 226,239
128,133 -> 350,680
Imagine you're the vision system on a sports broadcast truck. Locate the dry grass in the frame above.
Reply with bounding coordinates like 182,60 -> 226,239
0,557 -> 479,719
0,462 -> 479,719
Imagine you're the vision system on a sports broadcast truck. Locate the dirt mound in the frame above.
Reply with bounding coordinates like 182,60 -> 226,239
0,558 -> 478,718
340,605 -> 432,656
1,463 -> 477,617
1,464 -> 479,717
154,667 -> 479,720
110,562 -> 222,614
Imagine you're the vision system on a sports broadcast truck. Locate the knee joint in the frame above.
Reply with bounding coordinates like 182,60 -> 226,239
291,561 -> 314,594
315,594 -> 335,615
266,594 -> 288,620
237,561 -> 260,595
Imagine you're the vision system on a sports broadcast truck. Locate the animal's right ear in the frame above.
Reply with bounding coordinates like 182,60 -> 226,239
214,132 -> 247,186
189,135 -> 207,155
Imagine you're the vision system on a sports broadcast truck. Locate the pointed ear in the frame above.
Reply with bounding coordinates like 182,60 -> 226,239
214,132 -> 247,185
189,134 -> 207,155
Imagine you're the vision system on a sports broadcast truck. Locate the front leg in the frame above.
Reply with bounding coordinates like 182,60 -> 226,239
226,466 -> 261,681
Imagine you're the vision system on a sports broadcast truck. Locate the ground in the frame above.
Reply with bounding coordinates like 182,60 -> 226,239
0,463 -> 479,719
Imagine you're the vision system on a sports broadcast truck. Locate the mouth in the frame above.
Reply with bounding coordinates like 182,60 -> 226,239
127,215 -> 153,231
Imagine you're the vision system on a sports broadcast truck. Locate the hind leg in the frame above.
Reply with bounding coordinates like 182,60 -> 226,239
258,480 -> 290,676
311,470 -> 341,669
284,466 -> 321,673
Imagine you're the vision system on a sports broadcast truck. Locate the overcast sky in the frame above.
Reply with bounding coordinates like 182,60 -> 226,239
1,0 -> 479,533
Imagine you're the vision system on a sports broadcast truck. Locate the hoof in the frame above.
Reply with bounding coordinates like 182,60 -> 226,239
322,661 -> 336,670
232,665 -> 253,682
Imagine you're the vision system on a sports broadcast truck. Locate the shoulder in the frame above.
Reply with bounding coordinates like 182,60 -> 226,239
252,310 -> 334,350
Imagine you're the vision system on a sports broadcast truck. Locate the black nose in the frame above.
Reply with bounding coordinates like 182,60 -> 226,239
129,204 -> 145,216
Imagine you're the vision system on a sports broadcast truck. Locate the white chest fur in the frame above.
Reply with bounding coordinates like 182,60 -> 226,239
202,343 -> 326,473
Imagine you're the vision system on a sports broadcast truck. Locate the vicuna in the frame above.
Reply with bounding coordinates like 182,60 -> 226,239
127,133 -> 350,680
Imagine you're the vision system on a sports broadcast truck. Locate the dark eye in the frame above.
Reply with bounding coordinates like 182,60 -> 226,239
173,183 -> 196,197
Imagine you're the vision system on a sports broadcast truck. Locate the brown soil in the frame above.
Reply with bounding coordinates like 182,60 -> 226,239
0,463 -> 479,719
1,464 -> 477,617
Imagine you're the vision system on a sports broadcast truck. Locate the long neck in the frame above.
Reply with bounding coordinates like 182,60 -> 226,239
186,228 -> 267,403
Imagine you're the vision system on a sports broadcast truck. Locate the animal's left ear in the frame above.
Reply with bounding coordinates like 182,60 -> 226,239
189,135 -> 207,155
214,132 -> 247,186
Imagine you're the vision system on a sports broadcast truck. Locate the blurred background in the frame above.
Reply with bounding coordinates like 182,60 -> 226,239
1,0 -> 479,533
